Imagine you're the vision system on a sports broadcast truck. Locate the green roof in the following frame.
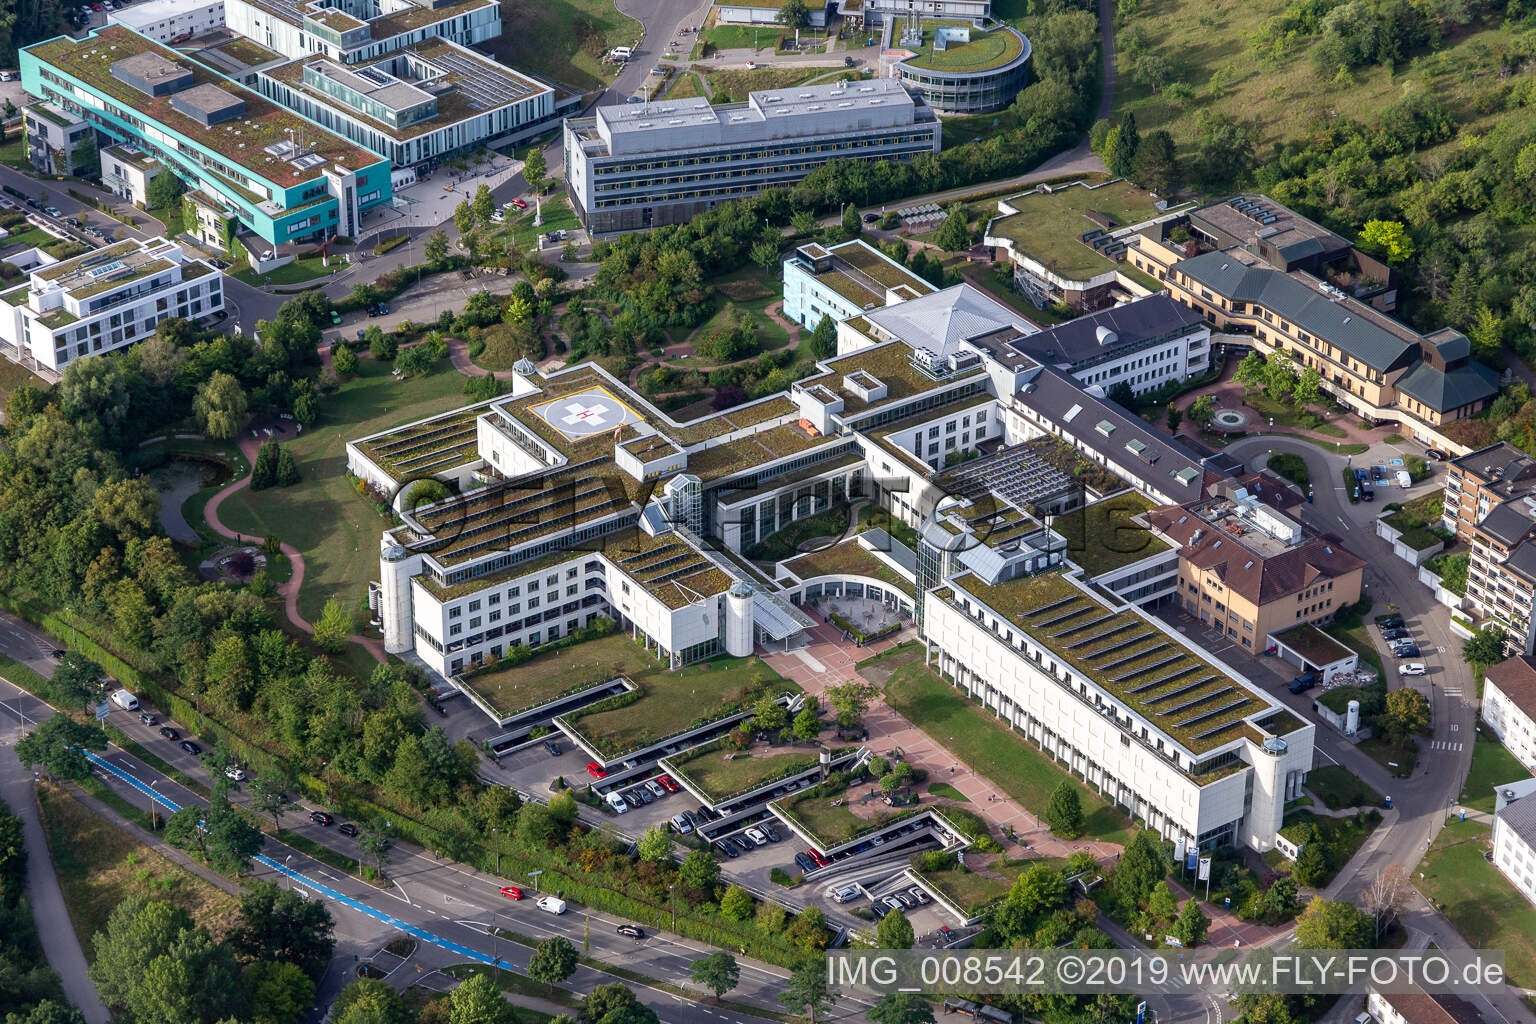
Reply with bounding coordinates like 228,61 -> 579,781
784,537 -> 913,596
898,23 -> 1025,72
988,179 -> 1163,283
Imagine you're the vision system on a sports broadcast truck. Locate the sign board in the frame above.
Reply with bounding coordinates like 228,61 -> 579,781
1165,935 -> 1183,948
1186,849 -> 1198,872
1197,857 -> 1212,881
94,701 -> 111,722
1136,1001 -> 1147,1024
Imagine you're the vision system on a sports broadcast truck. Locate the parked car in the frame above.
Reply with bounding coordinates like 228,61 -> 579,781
1288,671 -> 1318,694
224,765 -> 247,782
1392,645 -> 1421,659
833,885 -> 860,903
329,310 -> 342,325
807,848 -> 829,867
586,761 -> 607,779
1382,628 -> 1411,641
178,740 -> 202,755
670,814 -> 693,834
870,900 -> 890,920
871,834 -> 886,847
862,211 -> 878,222
681,810 -> 699,830
621,790 -> 642,808
645,780 -> 666,799
511,198 -> 527,209
542,738 -> 561,756
1378,616 -> 1405,629
1426,449 -> 1447,461
616,924 -> 644,939
500,885 -> 525,900
310,810 -> 334,826
605,792 -> 629,814
1399,662 -> 1427,676
744,827 -> 768,846
339,822 -> 359,837
716,840 -> 739,859
909,886 -> 931,905
138,712 -> 158,725
893,892 -> 915,908
882,896 -> 904,912
761,823 -> 780,842
159,726 -> 180,740
793,852 -> 815,872
43,206 -> 62,218
695,804 -> 716,822
633,786 -> 654,804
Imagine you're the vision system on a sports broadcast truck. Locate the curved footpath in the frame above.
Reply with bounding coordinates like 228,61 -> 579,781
202,434 -> 386,663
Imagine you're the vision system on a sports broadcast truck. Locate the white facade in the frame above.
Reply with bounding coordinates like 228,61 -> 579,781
781,239 -> 934,330
223,0 -> 501,65
0,238 -> 223,372
923,580 -> 1313,852
1483,673 -> 1536,774
1491,780 -> 1536,911
713,1 -> 828,26
101,143 -> 160,205
108,0 -> 225,43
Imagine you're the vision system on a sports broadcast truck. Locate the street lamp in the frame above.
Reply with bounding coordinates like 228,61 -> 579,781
667,883 -> 676,930
491,826 -> 501,875
491,904 -> 498,968
149,780 -> 162,830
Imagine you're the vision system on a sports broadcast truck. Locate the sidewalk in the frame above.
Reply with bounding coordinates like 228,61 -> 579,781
1171,355 -> 1400,449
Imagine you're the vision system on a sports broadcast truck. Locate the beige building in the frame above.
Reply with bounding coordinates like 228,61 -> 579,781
1147,473 -> 1365,653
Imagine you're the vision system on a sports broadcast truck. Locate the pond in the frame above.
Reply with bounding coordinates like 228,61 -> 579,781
147,455 -> 235,545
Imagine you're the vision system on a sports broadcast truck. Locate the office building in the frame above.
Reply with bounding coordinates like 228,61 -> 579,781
23,101 -> 93,176
0,237 -> 223,373
1131,195 -> 1499,447
1146,473 -> 1366,654
781,239 -> 935,331
257,39 -> 576,168
563,78 -> 940,234
107,0 -> 225,43
22,26 -> 393,249
883,22 -> 1031,115
222,0 -> 500,66
1367,985 -> 1486,1024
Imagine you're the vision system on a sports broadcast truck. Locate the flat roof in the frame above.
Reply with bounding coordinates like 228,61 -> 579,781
109,0 -> 221,27
1188,194 -> 1349,265
896,22 -> 1028,73
28,26 -> 382,187
988,179 -> 1163,281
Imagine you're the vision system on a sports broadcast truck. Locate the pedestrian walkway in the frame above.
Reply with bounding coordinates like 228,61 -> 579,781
1172,355 -> 1399,449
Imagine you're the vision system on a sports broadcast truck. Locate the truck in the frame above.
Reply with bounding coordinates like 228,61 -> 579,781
109,689 -> 139,711
1288,671 -> 1318,694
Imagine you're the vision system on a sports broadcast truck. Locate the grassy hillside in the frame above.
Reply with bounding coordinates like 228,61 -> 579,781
484,0 -> 641,93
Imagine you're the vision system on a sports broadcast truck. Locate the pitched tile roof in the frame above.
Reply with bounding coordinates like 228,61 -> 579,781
1485,654 -> 1536,719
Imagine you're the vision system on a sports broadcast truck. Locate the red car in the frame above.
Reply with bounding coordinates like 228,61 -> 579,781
586,761 -> 607,779
500,886 -> 525,900
807,848 -> 829,867
510,197 -> 527,209
656,774 -> 679,793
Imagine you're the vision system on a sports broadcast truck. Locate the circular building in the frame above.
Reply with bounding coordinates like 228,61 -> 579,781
886,22 -> 1031,115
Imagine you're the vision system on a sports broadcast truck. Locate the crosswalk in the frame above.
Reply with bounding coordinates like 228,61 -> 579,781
1429,741 -> 1463,751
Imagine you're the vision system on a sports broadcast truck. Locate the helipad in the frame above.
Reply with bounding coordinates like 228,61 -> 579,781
527,385 -> 646,442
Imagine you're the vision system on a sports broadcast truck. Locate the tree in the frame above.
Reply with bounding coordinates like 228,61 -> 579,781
230,881 -> 336,980
90,896 -> 246,1024
752,695 -> 788,733
1292,365 -> 1323,407
933,205 -> 971,251
779,963 -> 837,1024
1260,876 -> 1299,922
331,979 -> 413,1024
245,959 -> 314,1024
869,994 -> 936,1024
252,442 -> 278,490
1363,863 -> 1407,943
878,773 -> 902,797
637,825 -> 671,863
1291,839 -> 1332,887
1166,403 -> 1183,433
1294,897 -> 1372,949
717,884 -> 754,922
332,344 -> 358,376
313,597 -> 353,654
841,203 -> 861,238
453,200 -> 474,235
356,817 -> 395,879
1004,862 -> 1068,919
689,951 -> 740,1002
523,147 -> 547,193
1045,781 -> 1085,838
50,651 -> 103,711
1147,881 -> 1178,923
275,446 -> 301,487
425,229 -> 450,266
1380,687 -> 1430,743
810,315 -> 837,360
1106,110 -> 1140,177
162,806 -> 207,858
369,328 -> 397,362
1115,830 -> 1166,906
1464,626 -> 1509,667
472,184 -> 495,228
875,907 -> 915,949
1357,220 -> 1414,264
1172,898 -> 1209,946
1131,128 -> 1180,197
1468,306 -> 1504,364
448,972 -> 516,1024
751,240 -> 780,273
579,983 -> 658,1024
825,680 -> 877,726
205,788 -> 263,875
776,0 -> 810,27
674,849 -> 718,896
1189,394 -> 1216,427
146,171 -> 185,210
194,371 -> 248,439
1262,352 -> 1298,400
792,707 -> 820,740
15,716 -> 105,781
528,936 -> 579,992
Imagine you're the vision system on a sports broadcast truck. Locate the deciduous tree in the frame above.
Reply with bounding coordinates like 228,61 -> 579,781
779,963 -> 837,1024
313,597 -> 353,654
230,881 -> 336,979
193,371 -> 248,439
528,936 -> 578,992
689,951 -> 740,1002
1045,781 -> 1085,838
875,907 -> 915,949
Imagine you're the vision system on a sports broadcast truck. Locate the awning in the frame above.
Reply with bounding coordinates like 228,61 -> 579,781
752,591 -> 814,641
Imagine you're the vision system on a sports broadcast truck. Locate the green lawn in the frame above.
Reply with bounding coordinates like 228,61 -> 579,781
545,635 -> 798,758
881,662 -> 1136,845
705,65 -> 843,102
233,254 -> 338,286
901,23 -> 1024,73
0,358 -> 48,409
213,357 -> 472,623
1,226 -> 56,250
1304,764 -> 1382,811
0,135 -> 28,171
778,789 -> 917,847
504,198 -> 580,252
916,855 -> 1068,916
1416,818 -> 1536,987
478,0 -> 640,92
1267,452 -> 1310,489
668,743 -> 828,802
1055,491 -> 1168,576
1460,733 -> 1530,814
147,203 -> 186,236
700,24 -> 794,52
1359,734 -> 1417,778
986,178 -> 1162,281
1280,809 -> 1382,887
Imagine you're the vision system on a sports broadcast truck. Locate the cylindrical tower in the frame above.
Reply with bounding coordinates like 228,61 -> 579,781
725,582 -> 755,657
1346,699 -> 1360,735
379,538 -> 419,655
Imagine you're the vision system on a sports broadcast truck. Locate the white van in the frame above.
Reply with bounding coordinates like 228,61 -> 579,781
605,791 -> 629,814
610,46 -> 632,61
109,689 -> 139,712
537,896 -> 567,915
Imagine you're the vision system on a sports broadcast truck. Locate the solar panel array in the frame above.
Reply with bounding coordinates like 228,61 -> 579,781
941,443 -> 1076,520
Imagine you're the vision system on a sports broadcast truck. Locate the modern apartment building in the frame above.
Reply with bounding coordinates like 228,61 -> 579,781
22,101 -> 93,176
1441,443 -> 1536,654
781,239 -> 935,330
0,238 -> 223,372
1367,985 -> 1488,1024
1131,195 -> 1499,448
1146,473 -> 1366,654
22,27 -> 392,248
1483,656 -> 1536,774
1491,779 -> 1536,913
257,38 -> 576,169
563,78 -> 941,234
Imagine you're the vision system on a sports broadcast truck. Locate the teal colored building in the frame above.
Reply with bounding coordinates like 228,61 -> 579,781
21,25 -> 392,249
